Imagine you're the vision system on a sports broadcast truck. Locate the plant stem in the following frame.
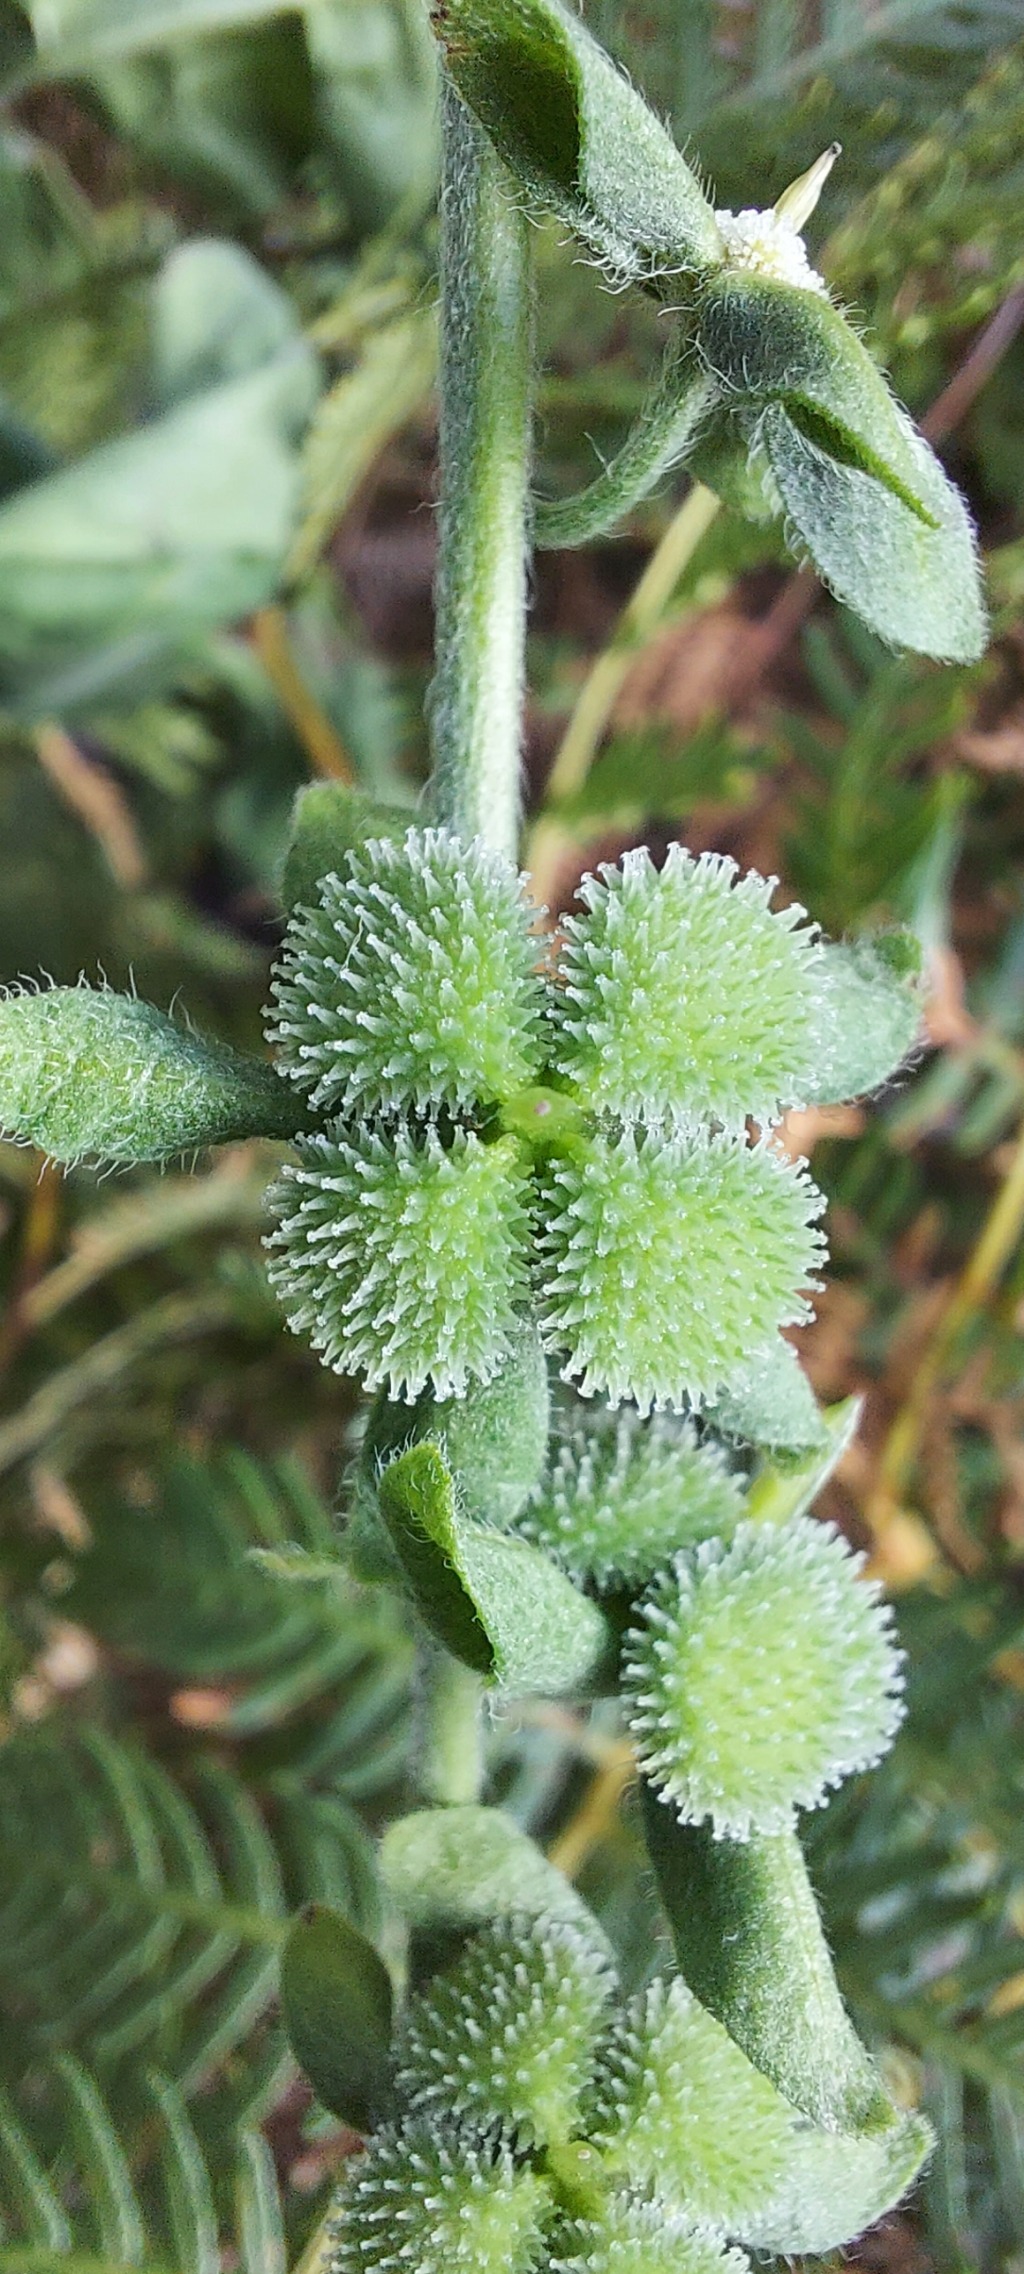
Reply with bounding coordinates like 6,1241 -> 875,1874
252,606 -> 355,783
534,336 -> 713,550
416,1641 -> 485,1805
428,84 -> 534,859
872,1109 -> 1024,1540
526,480 -> 720,905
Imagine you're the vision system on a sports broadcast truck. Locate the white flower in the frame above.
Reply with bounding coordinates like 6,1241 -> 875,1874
713,205 -> 828,295
714,143 -> 840,298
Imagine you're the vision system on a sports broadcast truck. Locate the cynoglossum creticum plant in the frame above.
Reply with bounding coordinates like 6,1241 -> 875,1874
432,0 -> 987,662
278,1804 -> 932,2268
0,8 -> 976,2257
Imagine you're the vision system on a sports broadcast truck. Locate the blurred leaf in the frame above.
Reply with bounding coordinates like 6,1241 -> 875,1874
7,0 -> 304,81
0,344 -> 318,716
306,0 -> 439,234
286,304 -> 436,581
90,19 -> 313,216
153,237 -> 303,406
281,1903 -> 393,2128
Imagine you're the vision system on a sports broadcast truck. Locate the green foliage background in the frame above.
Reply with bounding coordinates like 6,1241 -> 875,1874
0,1 -> 1022,2266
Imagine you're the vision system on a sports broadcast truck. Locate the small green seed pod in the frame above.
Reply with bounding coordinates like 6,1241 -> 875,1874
396,1914 -> 614,2148
268,826 -> 543,1118
585,1978 -> 795,2231
804,934 -> 923,1105
0,983 -> 302,1166
549,2195 -> 750,2274
330,2119 -> 550,2274
521,1410 -> 745,1591
549,847 -> 823,1131
623,1517 -> 905,1837
536,1128 -> 826,1415
266,1123 -> 531,1401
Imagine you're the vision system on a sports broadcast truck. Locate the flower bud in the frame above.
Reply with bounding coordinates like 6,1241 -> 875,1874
0,983 -> 300,1166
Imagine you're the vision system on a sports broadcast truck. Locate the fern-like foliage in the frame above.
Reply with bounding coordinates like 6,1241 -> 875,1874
61,1448 -> 414,1775
799,1584 -> 1024,2269
0,1452 -> 417,2269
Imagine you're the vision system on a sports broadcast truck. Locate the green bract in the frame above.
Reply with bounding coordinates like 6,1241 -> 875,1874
375,1440 -> 612,1691
624,1517 -> 905,1836
549,846 -> 823,1130
805,934 -> 924,1104
536,1130 -> 826,1414
266,1124 -> 531,1401
431,0 -> 723,284
0,982 -> 301,1165
269,826 -> 543,1117
520,1410 -> 745,1590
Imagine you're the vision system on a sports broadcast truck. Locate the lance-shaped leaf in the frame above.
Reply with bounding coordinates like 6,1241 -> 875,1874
378,1441 -> 612,1693
280,1905 -> 394,2134
762,399 -> 984,662
641,1800 -> 932,2253
431,0 -> 722,283
697,276 -> 937,519
0,984 -> 303,1165
279,783 -> 411,916
695,275 -> 985,661
363,1323 -> 550,1530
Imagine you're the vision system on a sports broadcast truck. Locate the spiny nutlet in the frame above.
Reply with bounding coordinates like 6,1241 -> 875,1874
395,1913 -> 615,2149
267,826 -> 544,1118
535,1127 -> 827,1416
265,1122 -> 531,1403
329,2119 -> 549,2274
547,847 -> 824,1131
585,1977 -> 795,2234
622,1515 -> 905,1837
549,2192 -> 750,2274
520,1409 -> 746,1591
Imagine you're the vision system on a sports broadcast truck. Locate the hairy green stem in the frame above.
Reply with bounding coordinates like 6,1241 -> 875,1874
428,83 -> 535,858
534,331 -> 715,549
416,1642 -> 485,1805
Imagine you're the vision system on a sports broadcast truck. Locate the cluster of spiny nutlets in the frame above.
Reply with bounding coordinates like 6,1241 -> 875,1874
316,1788 -> 931,2274
333,1909 -> 817,2274
265,820 -> 920,1419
